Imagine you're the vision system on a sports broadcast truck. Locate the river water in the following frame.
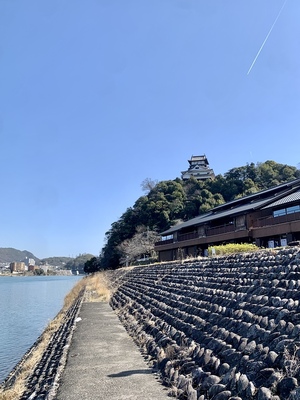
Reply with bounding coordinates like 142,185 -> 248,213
0,275 -> 82,383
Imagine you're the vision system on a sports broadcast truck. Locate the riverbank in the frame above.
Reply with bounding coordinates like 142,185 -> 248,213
3,246 -> 300,399
0,271 -> 168,400
0,277 -> 89,400
0,270 -> 77,277
0,275 -> 83,385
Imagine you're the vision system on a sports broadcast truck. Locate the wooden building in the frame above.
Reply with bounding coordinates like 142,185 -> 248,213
181,155 -> 215,181
155,178 -> 300,261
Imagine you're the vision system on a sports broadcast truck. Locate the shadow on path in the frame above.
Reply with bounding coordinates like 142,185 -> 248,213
107,369 -> 154,378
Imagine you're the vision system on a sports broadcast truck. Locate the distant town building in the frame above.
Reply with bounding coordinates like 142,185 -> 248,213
28,265 -> 39,272
40,265 -> 49,273
10,262 -> 25,273
181,155 -> 215,181
28,258 -> 35,267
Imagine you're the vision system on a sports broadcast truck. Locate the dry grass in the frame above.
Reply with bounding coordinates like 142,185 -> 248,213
84,272 -> 111,302
63,277 -> 86,309
0,381 -> 24,400
0,278 -> 87,400
164,344 -> 177,360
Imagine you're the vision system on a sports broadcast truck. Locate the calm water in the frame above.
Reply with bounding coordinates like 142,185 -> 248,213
0,275 -> 82,383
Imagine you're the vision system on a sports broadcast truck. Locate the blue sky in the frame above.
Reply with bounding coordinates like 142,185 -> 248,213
0,0 -> 299,259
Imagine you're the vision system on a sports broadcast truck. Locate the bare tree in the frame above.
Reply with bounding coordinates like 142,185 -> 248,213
118,226 -> 160,266
141,178 -> 158,193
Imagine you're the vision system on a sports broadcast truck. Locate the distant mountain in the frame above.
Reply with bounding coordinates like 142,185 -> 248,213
0,248 -> 93,269
41,257 -> 73,268
0,248 -> 40,264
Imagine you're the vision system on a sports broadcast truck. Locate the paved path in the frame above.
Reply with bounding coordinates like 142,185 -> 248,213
56,302 -> 170,400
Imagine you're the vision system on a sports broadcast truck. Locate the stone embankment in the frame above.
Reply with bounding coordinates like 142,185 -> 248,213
110,247 -> 300,400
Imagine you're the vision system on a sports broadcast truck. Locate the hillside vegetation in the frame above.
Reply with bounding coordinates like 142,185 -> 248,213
97,160 -> 300,270
0,248 -> 39,264
64,254 -> 95,270
41,257 -> 73,268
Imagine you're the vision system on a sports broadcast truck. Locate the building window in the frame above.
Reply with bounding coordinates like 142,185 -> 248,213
273,208 -> 286,217
286,205 -> 300,214
162,235 -> 173,241
273,205 -> 300,217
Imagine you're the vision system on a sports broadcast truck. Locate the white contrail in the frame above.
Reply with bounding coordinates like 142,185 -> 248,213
247,0 -> 288,75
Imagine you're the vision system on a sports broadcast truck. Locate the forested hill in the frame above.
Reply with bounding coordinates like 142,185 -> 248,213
0,248 -> 39,264
99,160 -> 300,270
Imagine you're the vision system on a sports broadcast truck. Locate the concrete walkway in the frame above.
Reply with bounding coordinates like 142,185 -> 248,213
56,302 -> 170,400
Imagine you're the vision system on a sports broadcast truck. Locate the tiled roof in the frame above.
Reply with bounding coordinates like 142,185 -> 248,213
212,178 -> 300,212
262,190 -> 300,209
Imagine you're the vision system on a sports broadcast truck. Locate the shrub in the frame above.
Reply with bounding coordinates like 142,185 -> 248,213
208,243 -> 259,256
283,345 -> 300,378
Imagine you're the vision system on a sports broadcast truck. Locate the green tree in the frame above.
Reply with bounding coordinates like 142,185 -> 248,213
198,190 -> 225,214
65,254 -> 95,271
100,208 -> 139,269
256,161 -> 300,189
33,268 -> 45,276
136,180 -> 185,231
181,177 -> 204,219
84,257 -> 99,274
